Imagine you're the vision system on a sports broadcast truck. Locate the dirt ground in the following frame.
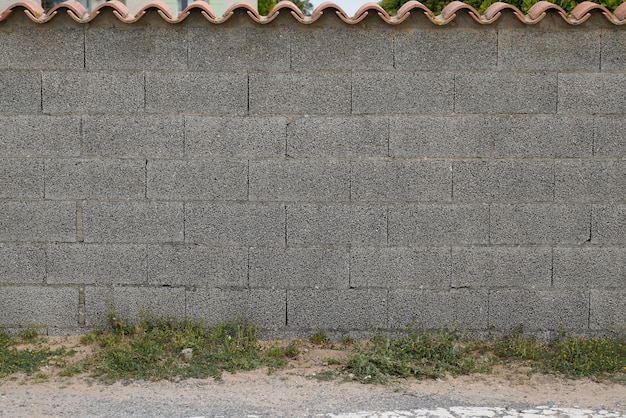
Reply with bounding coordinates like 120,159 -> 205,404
1,336 -> 625,416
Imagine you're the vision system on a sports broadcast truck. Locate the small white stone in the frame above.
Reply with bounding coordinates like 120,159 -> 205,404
181,347 -> 193,360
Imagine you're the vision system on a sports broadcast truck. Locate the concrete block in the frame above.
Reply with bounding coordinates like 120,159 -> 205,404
45,158 -> 146,200
286,204 -> 386,245
0,286 -> 78,328
0,71 -> 41,112
85,286 -> 185,326
388,204 -> 489,245
186,116 -> 286,158
0,158 -> 43,198
86,27 -> 186,70
249,72 -> 351,115
187,288 -> 286,330
555,160 -> 626,202
350,247 -> 451,289
0,24 -> 84,70
558,74 -> 626,114
592,204 -> 626,244
0,243 -> 46,283
249,160 -> 350,202
498,29 -> 600,71
249,247 -> 349,289
287,289 -> 387,331
0,115 -> 80,157
395,29 -> 497,70
147,160 -> 247,200
47,243 -> 147,285
595,117 -> 626,157
352,161 -> 452,202
145,72 -> 247,114
590,290 -> 626,330
601,29 -> 626,71
82,202 -> 184,243
42,71 -> 144,113
554,248 -> 626,289
291,28 -> 393,71
489,289 -> 589,331
82,115 -> 184,157
0,26 -> 83,70
287,117 -> 388,158
148,245 -> 247,287
490,204 -> 590,245
452,247 -> 551,288
352,72 -> 454,114
0,201 -> 75,242
189,27 -> 290,71
454,161 -> 554,202
491,115 -> 594,158
455,72 -> 557,114
388,289 -> 488,330
185,203 -> 285,245
389,116 -> 490,158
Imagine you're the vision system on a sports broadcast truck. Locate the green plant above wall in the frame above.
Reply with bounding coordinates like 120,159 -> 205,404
378,0 -> 624,15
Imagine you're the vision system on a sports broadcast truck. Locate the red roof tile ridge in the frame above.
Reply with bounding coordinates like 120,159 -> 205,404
132,0 -> 176,22
89,0 -> 130,20
179,0 -> 219,22
481,2 -> 524,23
2,0 -> 626,24
525,1 -> 567,23
351,3 -> 389,24
263,0 -> 306,23
0,0 -> 44,21
393,1 -> 435,24
438,1 -> 481,24
41,0 -> 86,22
311,2 -> 353,23
613,1 -> 626,23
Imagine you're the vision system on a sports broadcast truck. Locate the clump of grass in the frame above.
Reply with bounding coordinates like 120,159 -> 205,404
491,325 -> 626,379
345,327 -> 490,384
341,324 -> 626,384
310,331 -> 329,346
4,317 -> 626,385
72,312 -> 296,383
547,334 -> 626,377
0,327 -> 74,378
491,324 -> 542,362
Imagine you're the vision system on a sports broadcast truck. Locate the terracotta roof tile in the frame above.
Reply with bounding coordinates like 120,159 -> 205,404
89,0 -> 129,19
1,0 -> 625,24
0,0 -> 43,20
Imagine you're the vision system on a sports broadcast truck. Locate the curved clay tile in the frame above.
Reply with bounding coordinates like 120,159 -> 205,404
43,0 -> 86,22
349,2 -> 390,24
393,1 -> 436,25
88,0 -> 130,21
613,1 -> 626,22
316,1 -> 378,24
438,1 -> 481,24
481,2 -> 524,24
265,1 -> 304,23
220,1 -> 264,23
308,2 -> 349,23
525,0 -> 568,23
1,0 -> 626,25
129,0 -> 176,23
569,2 -> 608,24
0,0 -> 45,22
179,0 -> 220,23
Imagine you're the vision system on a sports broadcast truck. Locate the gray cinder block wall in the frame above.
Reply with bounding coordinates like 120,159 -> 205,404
0,3 -> 625,337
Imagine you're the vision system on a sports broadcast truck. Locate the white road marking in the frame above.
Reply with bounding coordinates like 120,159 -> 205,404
320,407 -> 625,418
